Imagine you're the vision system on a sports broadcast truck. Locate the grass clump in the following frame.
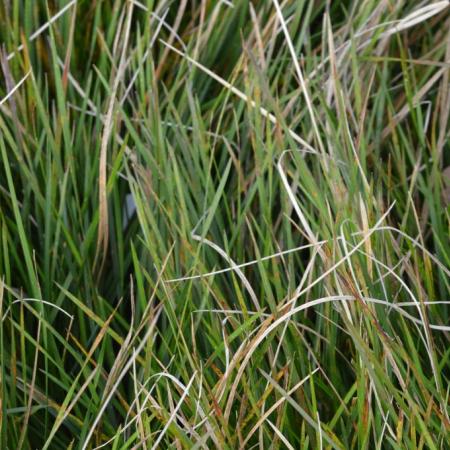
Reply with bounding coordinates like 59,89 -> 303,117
0,0 -> 449,448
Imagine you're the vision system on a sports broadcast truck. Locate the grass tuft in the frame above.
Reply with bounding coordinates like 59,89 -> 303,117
1,1 -> 449,448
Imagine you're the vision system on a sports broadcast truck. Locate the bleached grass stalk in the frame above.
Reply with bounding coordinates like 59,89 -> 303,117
267,419 -> 296,450
96,1 -> 134,262
6,0 -> 77,60
0,70 -> 31,106
1,297 -> 73,321
272,0 -> 328,164
149,371 -> 197,450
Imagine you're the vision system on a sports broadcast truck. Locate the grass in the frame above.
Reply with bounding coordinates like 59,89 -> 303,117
0,0 -> 449,448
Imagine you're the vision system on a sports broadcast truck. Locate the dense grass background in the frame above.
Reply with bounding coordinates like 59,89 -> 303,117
1,0 -> 449,448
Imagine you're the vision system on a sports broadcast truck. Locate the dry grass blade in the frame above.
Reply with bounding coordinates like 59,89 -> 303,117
150,371 -> 197,450
271,0 -> 327,164
96,2 -> 134,267
6,0 -> 77,61
0,70 -> 31,106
